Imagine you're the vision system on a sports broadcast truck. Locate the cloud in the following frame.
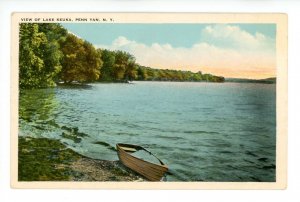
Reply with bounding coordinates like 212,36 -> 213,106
96,25 -> 276,79
201,24 -> 275,52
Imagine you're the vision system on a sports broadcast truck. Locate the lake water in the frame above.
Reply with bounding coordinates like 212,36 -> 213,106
19,81 -> 276,181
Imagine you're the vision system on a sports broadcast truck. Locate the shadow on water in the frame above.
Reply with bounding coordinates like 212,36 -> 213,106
93,141 -> 117,152
19,88 -> 58,124
60,125 -> 90,144
57,83 -> 93,90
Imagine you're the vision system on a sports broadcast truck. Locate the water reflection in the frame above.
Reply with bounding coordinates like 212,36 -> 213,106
19,88 -> 60,137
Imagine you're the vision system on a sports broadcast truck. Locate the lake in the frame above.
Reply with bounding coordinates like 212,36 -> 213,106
19,81 -> 276,181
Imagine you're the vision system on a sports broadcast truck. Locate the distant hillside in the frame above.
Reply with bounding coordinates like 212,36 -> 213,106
225,77 -> 276,84
135,66 -> 225,82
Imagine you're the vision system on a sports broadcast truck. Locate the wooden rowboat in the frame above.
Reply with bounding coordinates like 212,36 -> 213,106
116,143 -> 168,181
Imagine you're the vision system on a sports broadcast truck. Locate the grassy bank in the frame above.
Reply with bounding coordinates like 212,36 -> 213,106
18,136 -> 144,181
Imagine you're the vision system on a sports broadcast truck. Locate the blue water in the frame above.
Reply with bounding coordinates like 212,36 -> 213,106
19,81 -> 276,181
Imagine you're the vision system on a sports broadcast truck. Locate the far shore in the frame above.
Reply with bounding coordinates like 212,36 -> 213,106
56,78 -> 276,87
19,78 -> 276,90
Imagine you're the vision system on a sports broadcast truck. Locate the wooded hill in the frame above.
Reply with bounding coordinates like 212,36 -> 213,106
19,23 -> 225,89
225,77 -> 276,84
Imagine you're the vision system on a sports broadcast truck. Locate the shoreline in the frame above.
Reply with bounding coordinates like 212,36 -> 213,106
18,136 -> 145,181
20,78 -> 276,90
57,78 -> 275,86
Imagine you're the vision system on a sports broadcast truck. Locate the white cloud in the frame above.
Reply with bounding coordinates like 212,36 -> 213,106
201,24 -> 275,51
112,36 -> 131,47
96,25 -> 276,79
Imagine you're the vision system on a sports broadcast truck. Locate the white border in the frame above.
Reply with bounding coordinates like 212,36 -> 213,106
1,0 -> 299,202
10,12 -> 288,190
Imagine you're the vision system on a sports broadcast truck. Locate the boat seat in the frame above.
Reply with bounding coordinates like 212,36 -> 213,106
120,146 -> 137,152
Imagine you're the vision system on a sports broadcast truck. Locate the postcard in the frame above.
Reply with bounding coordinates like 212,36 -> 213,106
11,13 -> 287,189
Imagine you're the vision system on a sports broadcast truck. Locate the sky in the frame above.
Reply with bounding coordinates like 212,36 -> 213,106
62,23 -> 276,79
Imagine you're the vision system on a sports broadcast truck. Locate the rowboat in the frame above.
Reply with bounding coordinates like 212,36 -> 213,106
116,143 -> 168,181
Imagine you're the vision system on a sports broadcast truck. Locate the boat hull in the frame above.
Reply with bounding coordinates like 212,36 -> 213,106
116,143 -> 168,181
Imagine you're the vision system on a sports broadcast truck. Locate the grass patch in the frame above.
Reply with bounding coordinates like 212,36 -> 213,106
18,136 -> 81,181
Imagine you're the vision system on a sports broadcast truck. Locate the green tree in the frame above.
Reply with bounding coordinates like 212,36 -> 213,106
99,49 -> 115,81
82,41 -> 102,82
124,61 -> 138,81
157,69 -> 166,81
19,23 -> 48,89
137,66 -> 148,80
112,51 -> 126,80
192,71 -> 202,81
112,51 -> 136,81
59,34 -> 101,83
19,23 -> 69,89
38,24 -> 67,83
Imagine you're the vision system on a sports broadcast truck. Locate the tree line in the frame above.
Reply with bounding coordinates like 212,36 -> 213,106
136,66 -> 224,82
19,23 -> 224,89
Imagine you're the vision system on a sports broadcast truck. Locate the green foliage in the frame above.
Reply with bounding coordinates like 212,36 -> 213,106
113,51 -> 136,81
19,23 -> 102,88
112,51 -> 126,80
134,66 -> 224,82
125,61 -> 138,81
19,24 -> 48,88
59,34 -> 101,83
98,49 -> 115,81
19,23 -> 224,89
19,23 -> 66,89
18,136 -> 80,181
38,24 -> 67,82
98,50 -> 138,82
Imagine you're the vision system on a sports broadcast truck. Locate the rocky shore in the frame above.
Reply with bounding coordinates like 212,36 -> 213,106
18,136 -> 145,181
